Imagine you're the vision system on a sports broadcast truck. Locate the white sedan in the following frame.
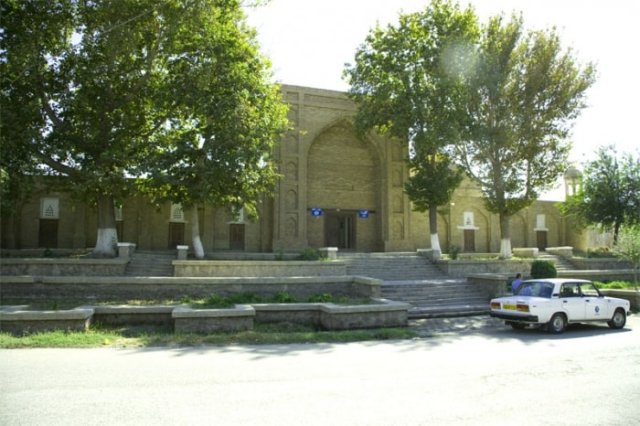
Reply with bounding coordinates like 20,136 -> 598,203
490,278 -> 631,333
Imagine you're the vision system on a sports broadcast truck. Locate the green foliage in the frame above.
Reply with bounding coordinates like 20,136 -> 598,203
613,225 -> 640,287
560,147 -> 640,242
530,260 -> 557,279
449,245 -> 461,260
298,248 -> 324,261
586,247 -> 614,258
308,293 -> 334,303
594,281 -> 634,290
344,0 -> 479,244
1,0 -> 287,256
272,291 -> 297,303
456,14 -> 595,242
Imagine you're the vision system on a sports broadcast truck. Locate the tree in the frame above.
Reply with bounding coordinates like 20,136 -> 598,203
137,8 -> 288,258
561,146 -> 640,243
343,0 -> 479,257
1,0 -> 285,257
456,14 -> 595,258
613,225 -> 640,288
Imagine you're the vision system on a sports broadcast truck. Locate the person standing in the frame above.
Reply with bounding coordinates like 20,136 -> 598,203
511,273 -> 523,294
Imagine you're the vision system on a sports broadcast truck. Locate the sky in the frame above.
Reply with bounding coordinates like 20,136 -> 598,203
245,0 -> 639,200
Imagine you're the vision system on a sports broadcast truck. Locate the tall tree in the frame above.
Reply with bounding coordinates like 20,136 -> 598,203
1,0 -> 285,257
344,0 -> 479,256
561,146 -> 640,243
456,14 -> 595,258
137,3 -> 288,258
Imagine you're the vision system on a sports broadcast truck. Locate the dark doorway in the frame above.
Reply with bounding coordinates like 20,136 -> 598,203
229,224 -> 245,251
38,219 -> 58,248
536,231 -> 548,251
325,212 -> 355,250
116,221 -> 124,242
168,222 -> 185,248
463,229 -> 475,252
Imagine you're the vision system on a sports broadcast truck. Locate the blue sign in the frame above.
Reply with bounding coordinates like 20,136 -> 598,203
311,208 -> 324,217
358,209 -> 369,219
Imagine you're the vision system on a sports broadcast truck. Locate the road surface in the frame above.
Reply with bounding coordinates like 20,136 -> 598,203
2,315 -> 639,425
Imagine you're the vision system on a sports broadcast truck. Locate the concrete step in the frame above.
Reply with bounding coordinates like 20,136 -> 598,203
125,252 -> 174,277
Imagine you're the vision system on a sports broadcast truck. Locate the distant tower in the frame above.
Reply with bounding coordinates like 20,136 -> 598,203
563,165 -> 582,197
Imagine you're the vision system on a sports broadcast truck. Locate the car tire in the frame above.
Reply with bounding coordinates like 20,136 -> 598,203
547,313 -> 567,334
608,309 -> 626,329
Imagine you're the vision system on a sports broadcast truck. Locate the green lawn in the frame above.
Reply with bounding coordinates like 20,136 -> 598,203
0,323 -> 415,349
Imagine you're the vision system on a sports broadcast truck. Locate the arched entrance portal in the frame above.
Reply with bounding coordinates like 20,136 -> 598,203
306,122 -> 381,251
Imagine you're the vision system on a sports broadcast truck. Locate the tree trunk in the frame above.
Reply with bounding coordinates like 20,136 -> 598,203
429,206 -> 442,260
92,195 -> 118,257
191,206 -> 205,259
499,213 -> 512,259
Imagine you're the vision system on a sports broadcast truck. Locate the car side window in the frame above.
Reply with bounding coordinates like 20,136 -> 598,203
579,283 -> 600,297
560,283 -> 579,298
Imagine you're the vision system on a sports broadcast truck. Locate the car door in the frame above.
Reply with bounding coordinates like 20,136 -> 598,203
579,282 -> 609,320
559,283 -> 586,321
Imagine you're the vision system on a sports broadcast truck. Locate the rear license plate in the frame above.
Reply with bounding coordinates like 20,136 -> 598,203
503,304 -> 517,310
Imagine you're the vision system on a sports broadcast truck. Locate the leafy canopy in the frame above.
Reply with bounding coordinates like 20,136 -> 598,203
457,14 -> 596,218
561,146 -> 640,242
344,0 -> 478,215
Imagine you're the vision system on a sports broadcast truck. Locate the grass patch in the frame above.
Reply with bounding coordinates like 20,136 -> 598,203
595,280 -> 639,290
0,323 -> 415,349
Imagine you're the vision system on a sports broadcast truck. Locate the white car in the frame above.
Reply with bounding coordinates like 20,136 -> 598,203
490,278 -> 631,333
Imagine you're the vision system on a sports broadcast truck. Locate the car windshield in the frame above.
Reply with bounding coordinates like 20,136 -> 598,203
515,282 -> 554,298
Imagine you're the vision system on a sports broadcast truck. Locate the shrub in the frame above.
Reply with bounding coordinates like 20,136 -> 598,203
530,260 -> 557,278
308,293 -> 333,303
271,291 -> 297,303
298,248 -> 324,261
449,245 -> 460,260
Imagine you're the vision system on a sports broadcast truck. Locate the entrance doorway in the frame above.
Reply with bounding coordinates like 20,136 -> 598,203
463,229 -> 476,252
38,219 -> 58,248
325,212 -> 355,250
168,222 -> 185,248
536,231 -> 548,251
229,224 -> 245,251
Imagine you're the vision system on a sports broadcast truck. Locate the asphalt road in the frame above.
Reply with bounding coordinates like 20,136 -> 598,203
2,315 -> 639,426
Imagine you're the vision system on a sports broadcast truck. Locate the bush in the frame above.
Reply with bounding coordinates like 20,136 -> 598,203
298,248 -> 324,261
530,260 -> 557,278
449,245 -> 460,260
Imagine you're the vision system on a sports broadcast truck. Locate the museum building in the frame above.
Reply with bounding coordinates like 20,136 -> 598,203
2,85 -> 576,254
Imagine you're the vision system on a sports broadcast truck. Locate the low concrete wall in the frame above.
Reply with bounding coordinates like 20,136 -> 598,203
569,258 -> 632,270
437,259 -> 531,278
546,247 -> 573,258
90,305 -> 175,327
252,299 -> 410,330
172,305 -> 255,333
467,274 -> 512,298
0,275 -> 382,305
599,289 -> 640,312
0,306 -> 93,335
512,248 -> 538,258
173,260 -> 347,277
0,258 -> 129,277
557,270 -> 637,282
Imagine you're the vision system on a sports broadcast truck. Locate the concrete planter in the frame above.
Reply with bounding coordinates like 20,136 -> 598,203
437,259 -> 531,278
172,305 -> 255,333
0,258 -> 128,277
599,289 -> 640,311
0,306 -> 94,336
91,305 -> 175,327
172,260 -> 347,277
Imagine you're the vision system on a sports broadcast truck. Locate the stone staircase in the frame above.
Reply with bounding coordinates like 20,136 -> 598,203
338,252 -> 445,281
338,252 -> 490,318
124,251 -> 175,277
381,280 -> 490,319
536,253 -> 575,272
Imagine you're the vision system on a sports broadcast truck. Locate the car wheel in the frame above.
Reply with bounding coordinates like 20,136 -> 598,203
547,313 -> 567,334
608,309 -> 626,329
